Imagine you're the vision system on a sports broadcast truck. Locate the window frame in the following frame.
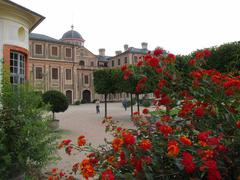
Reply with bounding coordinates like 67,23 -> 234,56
65,48 -> 72,58
34,43 -> 43,55
84,75 -> 89,84
65,68 -> 72,80
10,51 -> 25,85
51,46 -> 58,57
35,67 -> 43,80
51,68 -> 59,80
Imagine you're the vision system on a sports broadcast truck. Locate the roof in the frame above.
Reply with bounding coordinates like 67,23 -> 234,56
109,47 -> 148,59
1,0 -> 45,32
62,30 -> 84,40
29,33 -> 73,45
96,55 -> 112,62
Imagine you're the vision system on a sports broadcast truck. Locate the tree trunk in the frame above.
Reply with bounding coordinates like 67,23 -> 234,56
104,93 -> 107,118
130,93 -> 133,117
137,94 -> 140,113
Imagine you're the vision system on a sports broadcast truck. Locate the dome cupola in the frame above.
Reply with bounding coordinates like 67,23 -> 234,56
61,25 -> 85,46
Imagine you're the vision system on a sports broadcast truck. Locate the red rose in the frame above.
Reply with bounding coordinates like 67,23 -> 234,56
122,132 -> 135,145
142,108 -> 149,114
181,152 -> 196,173
194,107 -> 205,118
154,48 -> 163,56
139,139 -> 152,151
102,169 -> 114,180
236,120 -> 240,128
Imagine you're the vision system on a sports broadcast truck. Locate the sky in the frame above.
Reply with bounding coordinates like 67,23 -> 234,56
12,0 -> 240,56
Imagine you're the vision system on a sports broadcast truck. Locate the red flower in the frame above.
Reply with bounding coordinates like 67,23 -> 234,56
112,138 -> 123,152
180,136 -> 192,146
198,131 -> 211,142
204,49 -> 211,57
158,79 -> 167,89
157,124 -> 173,137
181,152 -> 196,173
195,51 -> 204,60
224,89 -> 234,96
65,146 -> 73,155
121,64 -> 127,72
148,57 -> 160,67
123,70 -> 133,80
102,169 -> 114,180
188,59 -> 196,66
155,67 -> 163,74
77,135 -> 86,146
58,139 -> 71,149
139,139 -> 152,151
119,151 -> 126,166
167,53 -> 176,60
154,89 -> 161,98
236,120 -> 240,128
142,108 -> 149,114
154,48 -> 163,56
137,60 -> 143,67
200,160 -> 221,180
138,76 -> 148,84
122,132 -> 135,145
167,140 -> 179,157
141,156 -> 152,164
194,107 -> 205,118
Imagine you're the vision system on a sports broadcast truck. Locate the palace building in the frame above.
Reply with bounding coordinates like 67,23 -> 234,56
0,0 -> 149,103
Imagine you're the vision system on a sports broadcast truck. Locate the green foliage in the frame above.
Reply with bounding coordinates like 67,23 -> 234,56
205,42 -> 240,74
42,90 -> 69,114
0,66 -> 58,179
142,99 -> 151,107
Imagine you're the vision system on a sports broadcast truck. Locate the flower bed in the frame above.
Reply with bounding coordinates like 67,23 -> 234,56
49,48 -> 240,180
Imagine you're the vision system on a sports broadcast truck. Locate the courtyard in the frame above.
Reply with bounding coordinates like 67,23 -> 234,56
47,102 -> 142,175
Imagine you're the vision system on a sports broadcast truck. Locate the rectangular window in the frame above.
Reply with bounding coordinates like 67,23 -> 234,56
66,48 -> 72,58
84,75 -> 89,84
52,68 -> 58,80
118,59 -> 121,66
10,51 -> 25,85
35,67 -> 43,79
112,60 -> 114,67
91,61 -> 94,67
51,46 -> 58,56
35,44 -> 43,55
124,57 -> 128,64
66,69 -> 72,80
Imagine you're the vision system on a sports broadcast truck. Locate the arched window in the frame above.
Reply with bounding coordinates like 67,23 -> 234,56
79,60 -> 85,66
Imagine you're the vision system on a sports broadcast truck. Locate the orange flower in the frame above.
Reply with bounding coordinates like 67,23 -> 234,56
107,156 -> 115,163
58,139 -> 71,149
180,136 -> 192,146
198,140 -> 207,147
139,139 -> 152,151
78,135 -> 86,146
80,159 -> 95,179
167,140 -> 179,157
112,138 -> 123,152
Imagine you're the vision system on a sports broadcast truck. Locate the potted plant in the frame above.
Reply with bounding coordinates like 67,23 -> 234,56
42,90 -> 69,130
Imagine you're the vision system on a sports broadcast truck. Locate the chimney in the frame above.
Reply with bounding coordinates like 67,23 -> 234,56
99,48 -> 105,56
124,44 -> 128,51
115,51 -> 122,55
141,42 -> 148,49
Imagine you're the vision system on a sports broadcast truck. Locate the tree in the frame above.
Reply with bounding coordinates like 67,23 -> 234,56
42,90 -> 69,120
94,69 -> 118,117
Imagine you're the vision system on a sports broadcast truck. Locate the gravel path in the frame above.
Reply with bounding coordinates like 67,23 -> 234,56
45,102 -> 143,177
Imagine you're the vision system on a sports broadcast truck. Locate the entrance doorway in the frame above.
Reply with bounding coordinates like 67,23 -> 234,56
66,90 -> 73,104
82,90 -> 91,103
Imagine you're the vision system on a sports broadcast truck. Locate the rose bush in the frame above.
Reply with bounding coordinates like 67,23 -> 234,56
49,48 -> 240,180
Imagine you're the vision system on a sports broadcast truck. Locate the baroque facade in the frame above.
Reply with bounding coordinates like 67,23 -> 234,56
0,1 -> 149,104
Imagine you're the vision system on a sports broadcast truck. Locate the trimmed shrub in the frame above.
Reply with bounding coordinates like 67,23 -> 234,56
42,90 -> 69,119
74,100 -> 81,105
